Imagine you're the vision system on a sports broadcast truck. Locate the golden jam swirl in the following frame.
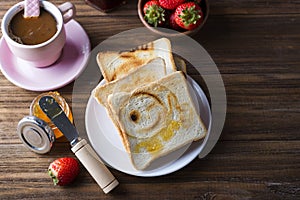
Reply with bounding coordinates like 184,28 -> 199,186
134,120 -> 181,153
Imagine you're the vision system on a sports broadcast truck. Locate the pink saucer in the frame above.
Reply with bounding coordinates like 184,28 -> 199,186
0,20 -> 90,91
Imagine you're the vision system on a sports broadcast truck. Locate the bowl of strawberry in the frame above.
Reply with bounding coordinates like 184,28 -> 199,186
138,0 -> 209,36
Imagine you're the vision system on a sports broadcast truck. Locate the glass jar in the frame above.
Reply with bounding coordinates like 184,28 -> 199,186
30,91 -> 73,139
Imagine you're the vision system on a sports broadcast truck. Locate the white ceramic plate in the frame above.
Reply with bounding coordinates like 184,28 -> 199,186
85,76 -> 212,177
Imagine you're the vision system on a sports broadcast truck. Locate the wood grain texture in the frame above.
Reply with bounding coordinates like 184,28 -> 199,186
0,0 -> 299,199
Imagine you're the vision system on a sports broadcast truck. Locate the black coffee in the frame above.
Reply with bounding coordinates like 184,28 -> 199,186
9,8 -> 57,45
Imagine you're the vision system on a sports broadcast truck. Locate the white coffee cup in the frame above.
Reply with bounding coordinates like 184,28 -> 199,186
1,1 -> 76,67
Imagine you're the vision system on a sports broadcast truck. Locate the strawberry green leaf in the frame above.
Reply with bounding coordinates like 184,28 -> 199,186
179,5 -> 201,26
48,169 -> 59,186
144,5 -> 165,27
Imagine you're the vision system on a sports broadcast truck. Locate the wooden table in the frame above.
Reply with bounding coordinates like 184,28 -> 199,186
0,0 -> 299,199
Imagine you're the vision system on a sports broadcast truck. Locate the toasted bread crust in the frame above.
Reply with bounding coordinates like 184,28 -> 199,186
96,38 -> 176,82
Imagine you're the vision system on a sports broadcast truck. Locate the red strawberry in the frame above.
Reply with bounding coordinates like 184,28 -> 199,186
169,12 -> 182,31
159,0 -> 186,10
174,2 -> 203,30
143,0 -> 158,14
48,157 -> 80,186
143,0 -> 165,27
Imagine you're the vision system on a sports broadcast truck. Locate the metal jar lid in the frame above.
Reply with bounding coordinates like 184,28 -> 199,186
17,116 -> 55,154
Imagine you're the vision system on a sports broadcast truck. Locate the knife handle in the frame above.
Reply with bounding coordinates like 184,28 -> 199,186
71,139 -> 119,193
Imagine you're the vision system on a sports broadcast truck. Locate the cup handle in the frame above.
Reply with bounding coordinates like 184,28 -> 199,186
58,2 -> 76,24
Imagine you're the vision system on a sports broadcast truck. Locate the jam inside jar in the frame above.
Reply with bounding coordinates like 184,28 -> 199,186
30,91 -> 73,139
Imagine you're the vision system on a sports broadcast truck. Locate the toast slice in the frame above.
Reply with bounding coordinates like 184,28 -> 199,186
96,38 -> 176,82
93,58 -> 167,145
93,57 -> 166,107
107,71 -> 207,170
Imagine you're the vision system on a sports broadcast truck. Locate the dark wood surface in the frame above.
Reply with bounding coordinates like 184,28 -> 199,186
0,0 -> 299,199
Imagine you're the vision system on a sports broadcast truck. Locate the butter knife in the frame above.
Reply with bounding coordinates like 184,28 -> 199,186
39,96 -> 118,194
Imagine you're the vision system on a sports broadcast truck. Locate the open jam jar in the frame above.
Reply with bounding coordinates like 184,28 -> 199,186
30,91 -> 73,139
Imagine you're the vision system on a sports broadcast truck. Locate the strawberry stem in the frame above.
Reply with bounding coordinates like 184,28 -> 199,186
48,169 -> 59,185
179,5 -> 201,25
144,5 -> 165,27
